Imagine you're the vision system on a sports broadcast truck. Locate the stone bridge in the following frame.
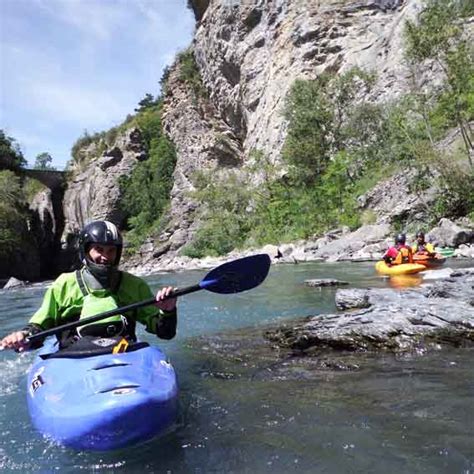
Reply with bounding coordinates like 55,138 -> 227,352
21,168 -> 66,190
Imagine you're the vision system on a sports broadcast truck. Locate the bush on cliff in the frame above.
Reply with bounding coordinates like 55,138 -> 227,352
119,101 -> 177,249
0,130 -> 27,170
0,171 -> 30,258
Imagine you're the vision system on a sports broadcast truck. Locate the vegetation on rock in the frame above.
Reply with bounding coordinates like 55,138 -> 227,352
0,170 -> 31,261
177,48 -> 207,99
119,99 -> 177,250
0,130 -> 27,170
183,0 -> 474,257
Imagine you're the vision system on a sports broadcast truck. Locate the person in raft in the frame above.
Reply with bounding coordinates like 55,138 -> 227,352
412,230 -> 436,256
383,233 -> 414,266
0,220 -> 177,352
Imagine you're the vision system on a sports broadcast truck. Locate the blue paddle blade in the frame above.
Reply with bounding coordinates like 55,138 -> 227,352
199,254 -> 271,294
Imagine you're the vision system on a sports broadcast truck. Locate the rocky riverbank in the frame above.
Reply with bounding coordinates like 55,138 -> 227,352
189,267 -> 474,377
123,217 -> 474,276
3,217 -> 473,289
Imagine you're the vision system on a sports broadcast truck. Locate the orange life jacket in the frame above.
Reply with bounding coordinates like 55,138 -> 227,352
393,245 -> 413,265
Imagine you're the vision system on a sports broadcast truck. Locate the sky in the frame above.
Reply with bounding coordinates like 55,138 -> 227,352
0,0 -> 195,169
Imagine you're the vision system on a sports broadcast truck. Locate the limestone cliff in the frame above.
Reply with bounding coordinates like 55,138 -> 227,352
157,0 -> 423,258
20,0 -> 467,278
62,128 -> 146,242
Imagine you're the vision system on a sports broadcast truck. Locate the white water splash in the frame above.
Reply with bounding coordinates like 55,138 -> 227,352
0,354 -> 32,396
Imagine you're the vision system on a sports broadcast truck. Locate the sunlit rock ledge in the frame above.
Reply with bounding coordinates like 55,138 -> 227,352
187,268 -> 474,378
265,268 -> 474,355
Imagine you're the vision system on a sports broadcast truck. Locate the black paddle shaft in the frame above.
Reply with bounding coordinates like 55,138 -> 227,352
26,284 -> 201,344
25,253 -> 271,344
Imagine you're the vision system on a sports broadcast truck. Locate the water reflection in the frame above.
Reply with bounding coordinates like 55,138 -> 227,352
387,274 -> 423,289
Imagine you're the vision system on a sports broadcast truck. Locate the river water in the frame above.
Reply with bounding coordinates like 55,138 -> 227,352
0,261 -> 473,473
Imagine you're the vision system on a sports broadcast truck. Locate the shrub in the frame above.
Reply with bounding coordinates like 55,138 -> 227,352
120,103 -> 177,249
177,49 -> 206,98
0,171 -> 28,257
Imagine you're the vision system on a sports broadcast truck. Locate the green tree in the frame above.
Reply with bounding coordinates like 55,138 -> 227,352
120,102 -> 177,248
0,170 -> 27,257
405,0 -> 474,164
0,130 -> 27,170
282,75 -> 333,185
134,93 -> 159,113
34,152 -> 56,170
282,69 -> 377,186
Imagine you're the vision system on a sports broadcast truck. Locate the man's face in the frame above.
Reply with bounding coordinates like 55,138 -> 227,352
88,244 -> 118,265
417,235 -> 424,243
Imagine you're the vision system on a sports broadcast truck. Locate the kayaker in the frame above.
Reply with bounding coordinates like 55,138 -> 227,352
0,220 -> 177,352
383,233 -> 414,265
412,231 -> 436,256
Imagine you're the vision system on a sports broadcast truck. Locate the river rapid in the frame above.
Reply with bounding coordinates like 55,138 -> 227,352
0,261 -> 473,473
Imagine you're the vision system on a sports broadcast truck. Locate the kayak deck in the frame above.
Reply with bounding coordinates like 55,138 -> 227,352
27,338 -> 178,451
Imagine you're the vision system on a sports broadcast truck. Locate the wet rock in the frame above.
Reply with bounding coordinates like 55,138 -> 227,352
267,269 -> 474,354
187,269 -> 474,381
3,277 -> 29,289
335,289 -> 371,310
429,218 -> 474,248
305,279 -> 349,287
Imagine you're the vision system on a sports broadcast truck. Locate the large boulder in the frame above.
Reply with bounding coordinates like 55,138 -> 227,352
3,277 -> 28,290
428,218 -> 474,248
266,268 -> 474,354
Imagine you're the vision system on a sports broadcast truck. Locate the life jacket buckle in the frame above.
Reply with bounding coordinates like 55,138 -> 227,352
106,324 -> 117,336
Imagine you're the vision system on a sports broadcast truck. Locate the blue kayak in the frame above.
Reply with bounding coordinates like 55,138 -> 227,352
26,337 -> 178,451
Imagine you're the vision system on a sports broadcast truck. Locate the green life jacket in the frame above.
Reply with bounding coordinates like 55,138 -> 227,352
75,269 -> 129,338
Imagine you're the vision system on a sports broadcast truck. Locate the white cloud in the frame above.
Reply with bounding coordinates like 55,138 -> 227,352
34,0 -> 128,41
28,80 -> 128,127
1,0 -> 195,168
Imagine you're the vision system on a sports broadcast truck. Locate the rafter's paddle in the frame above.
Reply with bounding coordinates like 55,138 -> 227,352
26,253 -> 271,344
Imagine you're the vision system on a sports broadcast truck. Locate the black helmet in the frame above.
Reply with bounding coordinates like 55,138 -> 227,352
416,230 -> 425,239
78,220 -> 123,266
395,233 -> 406,244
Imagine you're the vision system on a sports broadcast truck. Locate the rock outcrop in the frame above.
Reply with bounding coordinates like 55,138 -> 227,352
158,0 -> 431,255
266,268 -> 474,354
188,267 -> 474,377
28,184 -> 73,278
62,128 -> 146,242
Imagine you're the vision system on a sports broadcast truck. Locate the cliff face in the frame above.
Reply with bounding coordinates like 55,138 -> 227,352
28,185 -> 69,278
5,1 -> 469,283
192,0 -> 417,160
62,128 -> 146,242
158,0 -> 423,254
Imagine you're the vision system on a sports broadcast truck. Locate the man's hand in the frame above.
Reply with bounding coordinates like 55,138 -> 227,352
155,286 -> 177,312
0,331 -> 30,352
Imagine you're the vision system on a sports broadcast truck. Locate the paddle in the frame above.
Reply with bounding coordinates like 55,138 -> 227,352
26,253 -> 271,344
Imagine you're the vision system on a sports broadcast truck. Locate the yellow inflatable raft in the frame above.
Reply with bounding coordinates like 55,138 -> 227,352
375,261 -> 426,276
